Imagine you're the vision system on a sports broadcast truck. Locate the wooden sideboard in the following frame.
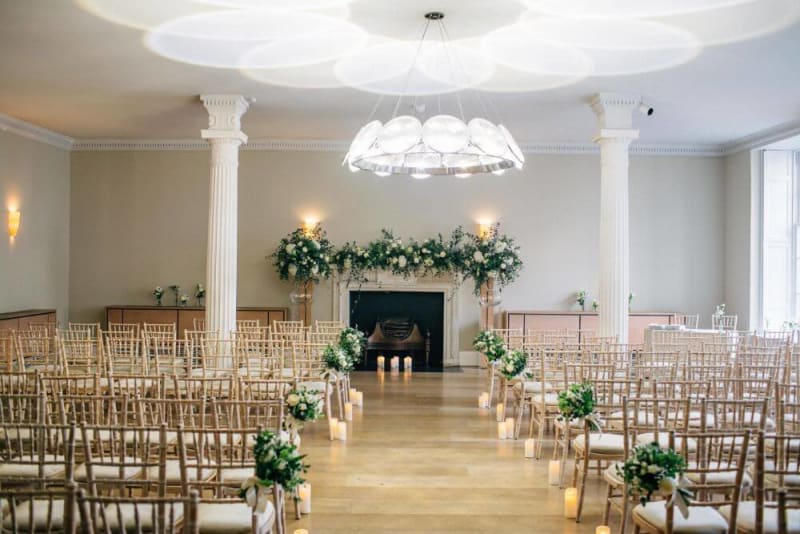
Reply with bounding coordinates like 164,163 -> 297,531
105,306 -> 288,335
503,310 -> 675,345
0,309 -> 58,331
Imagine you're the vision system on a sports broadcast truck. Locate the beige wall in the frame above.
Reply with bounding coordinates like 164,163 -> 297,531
69,149 -> 726,345
0,131 -> 70,322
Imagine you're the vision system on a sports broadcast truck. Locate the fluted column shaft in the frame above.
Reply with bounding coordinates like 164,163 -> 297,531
205,138 -> 241,338
596,134 -> 636,343
201,94 -> 249,341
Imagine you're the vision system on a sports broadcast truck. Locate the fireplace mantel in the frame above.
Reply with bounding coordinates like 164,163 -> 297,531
331,271 -> 460,367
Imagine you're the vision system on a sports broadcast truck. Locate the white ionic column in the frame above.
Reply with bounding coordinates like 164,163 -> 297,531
590,94 -> 640,344
201,94 -> 249,340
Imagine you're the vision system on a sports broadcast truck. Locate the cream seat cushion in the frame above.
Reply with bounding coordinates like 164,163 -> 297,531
636,433 -> 697,452
603,462 -> 625,486
147,459 -> 215,483
2,499 -> 70,531
197,501 -> 274,534
101,502 -> 184,533
298,381 -> 330,393
573,433 -> 626,454
532,393 -> 559,406
0,455 -> 66,479
513,381 -> 550,394
684,461 -> 751,487
633,502 -> 728,533
74,459 -> 143,481
719,501 -> 800,533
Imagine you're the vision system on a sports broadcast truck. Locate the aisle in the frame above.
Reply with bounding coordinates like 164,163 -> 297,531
289,369 -> 607,533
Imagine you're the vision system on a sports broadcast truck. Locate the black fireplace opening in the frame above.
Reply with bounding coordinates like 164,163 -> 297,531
349,290 -> 444,371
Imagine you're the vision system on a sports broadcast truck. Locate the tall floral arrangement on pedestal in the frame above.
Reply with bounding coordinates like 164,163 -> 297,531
459,223 -> 523,295
339,327 -> 366,366
272,225 -> 333,284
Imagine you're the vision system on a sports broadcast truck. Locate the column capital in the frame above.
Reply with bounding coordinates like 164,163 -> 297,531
200,94 -> 250,142
590,93 -> 641,130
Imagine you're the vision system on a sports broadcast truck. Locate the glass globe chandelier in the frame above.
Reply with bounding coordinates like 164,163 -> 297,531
343,12 -> 525,179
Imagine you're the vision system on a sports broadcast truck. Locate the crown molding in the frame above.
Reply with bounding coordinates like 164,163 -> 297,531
0,112 -> 74,150
721,119 -> 800,155
71,137 -> 724,156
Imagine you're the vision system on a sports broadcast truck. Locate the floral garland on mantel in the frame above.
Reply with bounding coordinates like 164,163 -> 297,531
271,224 -> 523,295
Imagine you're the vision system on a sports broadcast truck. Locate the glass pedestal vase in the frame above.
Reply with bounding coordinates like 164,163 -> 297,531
289,281 -> 314,325
478,278 -> 502,330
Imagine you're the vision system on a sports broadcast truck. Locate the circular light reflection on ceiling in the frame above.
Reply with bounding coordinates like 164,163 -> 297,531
480,25 -> 593,77
146,8 -> 355,41
475,63 -> 587,93
144,33 -> 258,68
334,40 -> 494,95
522,0 -> 755,19
242,60 -> 345,89
345,0 -> 526,41
191,0 -> 352,9
239,29 -> 368,69
76,0 -> 212,31
657,0 -> 800,46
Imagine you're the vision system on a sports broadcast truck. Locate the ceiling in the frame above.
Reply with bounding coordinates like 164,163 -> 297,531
1,0 -> 799,147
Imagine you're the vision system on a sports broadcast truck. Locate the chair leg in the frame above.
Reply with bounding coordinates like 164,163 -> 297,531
602,482 -> 613,525
619,492 -> 628,534
576,463 -> 587,523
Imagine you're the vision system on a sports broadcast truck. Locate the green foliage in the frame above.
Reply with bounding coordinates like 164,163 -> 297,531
339,327 -> 366,365
498,349 -> 527,379
271,225 -> 333,283
247,430 -> 308,493
286,389 -> 324,423
557,382 -> 597,428
617,442 -> 688,506
472,330 -> 507,362
323,344 -> 354,374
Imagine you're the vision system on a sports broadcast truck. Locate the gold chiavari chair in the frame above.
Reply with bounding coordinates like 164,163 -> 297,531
192,317 -> 206,331
236,337 -> 279,378
236,319 -> 260,331
145,336 -> 188,379
238,377 -> 296,402
293,341 -> 341,422
57,334 -> 103,377
76,488 -> 200,534
176,425 -> 279,534
632,431 -> 750,534
0,330 -> 22,372
0,483 -> 78,534
711,314 -> 739,331
105,334 -> 147,376
209,397 -> 284,435
15,329 -> 58,373
143,323 -> 177,340
721,432 -> 800,533
0,423 -> 75,484
106,322 -> 140,337
524,348 -> 564,458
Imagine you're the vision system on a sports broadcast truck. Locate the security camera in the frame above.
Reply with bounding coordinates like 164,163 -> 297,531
638,103 -> 654,116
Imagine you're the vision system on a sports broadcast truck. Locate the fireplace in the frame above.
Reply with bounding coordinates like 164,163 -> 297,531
349,290 -> 444,371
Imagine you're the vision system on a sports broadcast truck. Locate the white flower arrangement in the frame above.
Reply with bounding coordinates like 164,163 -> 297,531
286,389 -> 324,423
617,442 -> 692,518
272,225 -> 333,283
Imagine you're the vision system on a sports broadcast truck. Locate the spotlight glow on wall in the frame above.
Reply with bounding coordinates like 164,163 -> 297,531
8,209 -> 20,239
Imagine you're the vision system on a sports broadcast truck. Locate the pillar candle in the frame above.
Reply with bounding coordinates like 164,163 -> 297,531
348,387 -> 357,401
564,487 -> 578,519
297,483 -> 311,514
344,402 -> 353,421
524,438 -> 536,458
548,460 -> 561,486
478,392 -> 489,409
376,355 -> 385,370
337,421 -> 347,441
596,527 -> 611,534
505,417 -> 515,439
294,530 -> 309,534
328,417 -> 338,441
352,391 -> 363,407
497,421 -> 507,440
390,356 -> 399,371
404,355 -> 412,372
496,402 -> 504,422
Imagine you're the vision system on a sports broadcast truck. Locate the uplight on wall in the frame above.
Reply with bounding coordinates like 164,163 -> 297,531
7,209 -> 20,239
301,218 -> 318,237
477,221 -> 493,240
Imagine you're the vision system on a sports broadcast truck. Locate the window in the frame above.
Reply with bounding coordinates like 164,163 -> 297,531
762,150 -> 800,328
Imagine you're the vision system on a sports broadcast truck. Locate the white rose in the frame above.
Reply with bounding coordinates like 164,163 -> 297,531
311,265 -> 319,275
310,240 -> 320,249
285,243 -> 296,254
391,257 -> 398,264
288,264 -> 298,276
439,251 -> 446,258
473,251 -> 484,263
298,403 -> 307,411
496,241 -> 507,253
302,246 -> 308,252
398,256 -> 407,268
648,465 -> 662,474
287,394 -> 300,407
344,258 -> 352,269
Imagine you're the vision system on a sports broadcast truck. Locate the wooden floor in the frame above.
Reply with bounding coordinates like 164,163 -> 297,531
289,368 -> 609,533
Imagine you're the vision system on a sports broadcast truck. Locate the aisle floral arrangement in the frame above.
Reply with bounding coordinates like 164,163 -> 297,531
272,225 -> 333,283
472,330 -> 507,362
617,442 -> 692,518
286,389 -> 324,424
339,327 -> 366,365
460,223 -> 523,294
498,349 -> 527,379
272,224 -> 523,294
240,430 -> 308,513
557,382 -> 602,431
322,344 -> 354,375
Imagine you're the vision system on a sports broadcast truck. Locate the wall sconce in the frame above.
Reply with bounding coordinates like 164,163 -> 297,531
7,209 -> 20,239
301,219 -> 318,237
477,221 -> 493,240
